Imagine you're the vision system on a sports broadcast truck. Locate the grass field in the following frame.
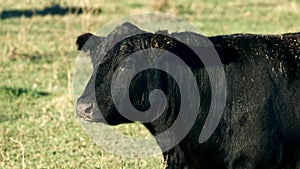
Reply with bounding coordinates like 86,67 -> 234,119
0,0 -> 299,168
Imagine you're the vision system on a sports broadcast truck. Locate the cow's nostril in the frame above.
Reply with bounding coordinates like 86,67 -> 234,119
78,103 -> 93,114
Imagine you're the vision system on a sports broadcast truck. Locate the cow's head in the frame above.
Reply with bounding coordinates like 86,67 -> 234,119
75,22 -> 206,126
75,22 -> 231,143
76,23 -> 148,125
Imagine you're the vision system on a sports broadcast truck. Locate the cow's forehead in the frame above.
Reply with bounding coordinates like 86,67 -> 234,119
90,22 -> 147,65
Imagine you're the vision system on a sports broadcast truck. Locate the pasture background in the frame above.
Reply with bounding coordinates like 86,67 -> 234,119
0,0 -> 299,168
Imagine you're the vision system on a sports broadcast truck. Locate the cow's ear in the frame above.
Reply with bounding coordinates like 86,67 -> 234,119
76,33 -> 105,68
76,33 -> 104,51
76,33 -> 93,51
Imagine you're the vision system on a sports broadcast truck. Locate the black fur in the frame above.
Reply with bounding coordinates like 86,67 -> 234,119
76,22 -> 300,169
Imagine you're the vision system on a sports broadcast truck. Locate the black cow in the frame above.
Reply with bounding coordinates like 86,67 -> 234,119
75,22 -> 300,169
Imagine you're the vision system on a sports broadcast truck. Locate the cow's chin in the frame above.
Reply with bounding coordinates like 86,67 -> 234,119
77,107 -> 133,125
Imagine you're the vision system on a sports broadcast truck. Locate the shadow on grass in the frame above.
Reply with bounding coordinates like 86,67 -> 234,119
0,86 -> 49,98
0,4 -> 101,19
0,86 -> 50,122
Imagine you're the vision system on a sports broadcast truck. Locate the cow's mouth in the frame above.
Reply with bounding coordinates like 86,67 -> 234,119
76,104 -> 104,122
77,114 -> 105,123
77,110 -> 92,121
75,100 -> 102,122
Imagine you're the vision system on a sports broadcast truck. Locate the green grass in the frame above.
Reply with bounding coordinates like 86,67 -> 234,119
0,0 -> 299,168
